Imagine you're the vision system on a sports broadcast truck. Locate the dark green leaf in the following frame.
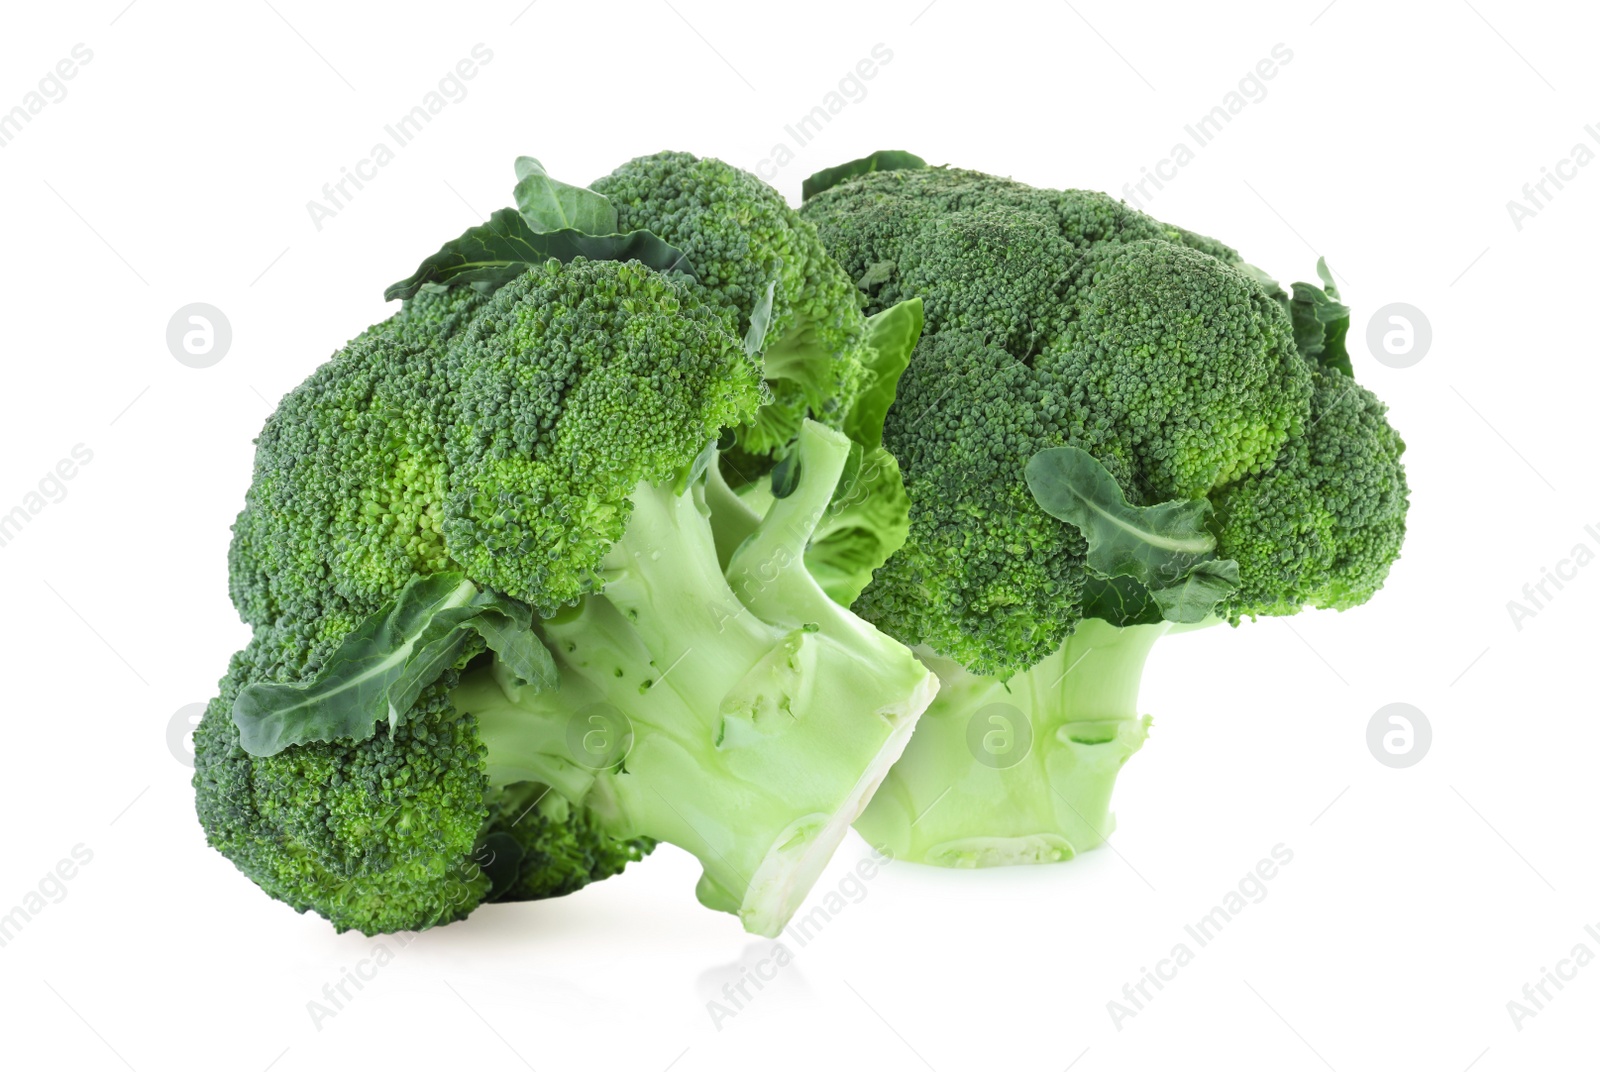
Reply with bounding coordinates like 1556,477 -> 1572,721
1148,558 -> 1239,624
233,572 -> 553,756
476,832 -> 527,901
513,156 -> 618,235
1079,576 -> 1164,628
1027,447 -> 1218,588
1315,256 -> 1340,299
769,452 -> 800,499
1026,446 -> 1237,623
384,209 -> 694,301
802,150 -> 928,201
474,607 -> 558,688
1286,256 -> 1353,377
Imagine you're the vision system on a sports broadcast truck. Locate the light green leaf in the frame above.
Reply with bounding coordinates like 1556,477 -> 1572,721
744,280 -> 777,356
857,261 -> 896,291
845,298 -> 923,450
513,156 -> 618,235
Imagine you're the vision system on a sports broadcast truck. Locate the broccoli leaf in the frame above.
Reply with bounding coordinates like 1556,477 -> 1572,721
232,572 -> 555,756
1149,559 -> 1240,622
857,260 -> 896,291
1079,575 -> 1164,628
1286,257 -> 1353,377
1025,446 -> 1237,623
744,280 -> 777,356
513,156 -> 618,235
384,209 -> 693,300
802,150 -> 928,201
845,297 -> 923,450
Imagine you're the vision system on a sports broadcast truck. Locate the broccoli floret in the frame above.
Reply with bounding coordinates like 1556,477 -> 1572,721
801,158 -> 1408,866
593,151 -> 871,457
1214,365 -> 1408,617
201,269 -> 663,934
441,257 -> 761,613
198,245 -> 935,937
1054,239 -> 1310,501
193,628 -> 498,935
854,329 -> 1090,675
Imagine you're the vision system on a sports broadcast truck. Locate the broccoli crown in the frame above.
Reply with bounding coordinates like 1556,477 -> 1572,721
1053,240 -> 1309,501
593,151 -> 870,455
854,329 -> 1091,673
197,256 -> 762,933
442,257 -> 760,612
803,165 -> 1405,676
1212,365 -> 1408,617
193,626 -> 494,935
228,299 -> 470,636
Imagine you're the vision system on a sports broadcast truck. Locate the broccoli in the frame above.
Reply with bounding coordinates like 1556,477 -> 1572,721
798,157 -> 1408,867
194,158 -> 935,936
593,151 -> 874,460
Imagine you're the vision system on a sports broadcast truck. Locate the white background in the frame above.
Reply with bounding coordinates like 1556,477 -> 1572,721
0,0 -> 1594,1069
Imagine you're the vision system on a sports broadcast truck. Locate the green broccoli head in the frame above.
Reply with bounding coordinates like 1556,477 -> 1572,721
1213,365 -> 1408,617
227,317 -> 456,635
194,623 -> 650,935
193,627 -> 494,935
593,151 -> 870,456
202,256 -> 759,934
441,257 -> 761,613
1054,239 -> 1310,502
802,157 -> 1408,867
853,329 -> 1090,675
802,162 -> 1404,677
199,236 -> 930,937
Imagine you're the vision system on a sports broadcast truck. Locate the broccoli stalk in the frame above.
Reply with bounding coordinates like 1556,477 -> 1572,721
454,420 -> 934,936
854,619 -> 1166,866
